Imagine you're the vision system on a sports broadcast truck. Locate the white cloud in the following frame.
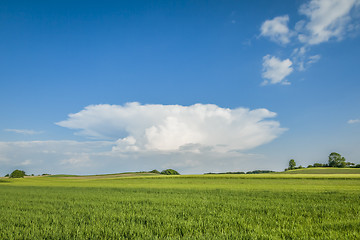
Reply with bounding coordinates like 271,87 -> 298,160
307,54 -> 321,64
259,0 -> 360,83
348,119 -> 360,124
291,47 -> 307,71
260,15 -> 292,44
20,160 -> 32,166
262,55 -> 293,85
0,140 -> 114,175
0,103 -> 287,175
61,153 -> 92,167
57,103 -> 286,153
298,0 -> 360,45
4,129 -> 42,135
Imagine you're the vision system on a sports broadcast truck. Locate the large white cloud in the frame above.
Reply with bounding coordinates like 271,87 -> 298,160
0,103 -> 287,175
262,55 -> 293,85
260,15 -> 292,44
298,0 -> 360,45
56,103 -> 285,153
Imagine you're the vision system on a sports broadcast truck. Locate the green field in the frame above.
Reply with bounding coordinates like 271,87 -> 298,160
1,172 -> 360,239
282,167 -> 360,174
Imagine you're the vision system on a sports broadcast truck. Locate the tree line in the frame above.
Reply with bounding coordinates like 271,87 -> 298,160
287,152 -> 360,170
205,170 -> 275,175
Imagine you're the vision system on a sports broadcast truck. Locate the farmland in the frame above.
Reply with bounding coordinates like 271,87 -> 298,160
281,167 -> 360,174
1,171 -> 360,239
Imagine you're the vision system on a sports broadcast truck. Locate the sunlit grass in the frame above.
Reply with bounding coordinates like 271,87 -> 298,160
1,174 -> 360,239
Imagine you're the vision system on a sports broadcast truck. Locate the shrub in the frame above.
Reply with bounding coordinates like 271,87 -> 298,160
160,169 -> 180,175
10,170 -> 26,178
149,169 -> 160,174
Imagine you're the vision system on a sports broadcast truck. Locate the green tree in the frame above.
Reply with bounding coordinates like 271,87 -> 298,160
160,169 -> 180,175
288,159 -> 296,170
9,170 -> 26,178
328,152 -> 346,168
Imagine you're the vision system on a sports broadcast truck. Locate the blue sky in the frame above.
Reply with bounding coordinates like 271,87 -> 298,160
1,0 -> 360,175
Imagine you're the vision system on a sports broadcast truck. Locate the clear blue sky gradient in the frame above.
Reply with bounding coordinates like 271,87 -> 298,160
1,0 -> 359,174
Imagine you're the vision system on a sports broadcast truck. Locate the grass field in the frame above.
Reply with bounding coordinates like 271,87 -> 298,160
282,167 -> 360,174
1,171 -> 360,239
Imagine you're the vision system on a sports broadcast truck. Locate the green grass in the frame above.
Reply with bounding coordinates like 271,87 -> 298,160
46,172 -> 159,178
1,174 -> 360,239
282,167 -> 360,174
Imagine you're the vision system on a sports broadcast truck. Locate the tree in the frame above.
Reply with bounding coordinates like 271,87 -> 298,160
313,163 -> 327,167
328,152 -> 346,168
288,159 -> 296,170
346,162 -> 355,167
9,170 -> 26,178
160,169 -> 180,175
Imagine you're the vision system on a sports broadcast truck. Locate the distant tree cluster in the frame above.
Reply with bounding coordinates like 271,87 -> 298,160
285,159 -> 303,171
287,152 -> 360,171
205,170 -> 274,175
9,170 -> 26,178
4,170 -> 52,178
288,159 -> 296,170
246,170 -> 275,174
160,169 -> 180,175
205,171 -> 246,175
144,169 -> 180,175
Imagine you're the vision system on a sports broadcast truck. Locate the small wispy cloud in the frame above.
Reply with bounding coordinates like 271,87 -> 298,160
291,47 -> 321,71
20,160 -> 32,166
4,129 -> 43,135
307,54 -> 321,64
348,119 -> 360,124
